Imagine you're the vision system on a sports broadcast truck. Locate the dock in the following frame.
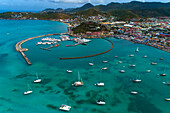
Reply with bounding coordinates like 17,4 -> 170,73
15,33 -> 66,65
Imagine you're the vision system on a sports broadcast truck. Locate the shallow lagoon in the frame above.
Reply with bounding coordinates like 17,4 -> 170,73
0,20 -> 170,113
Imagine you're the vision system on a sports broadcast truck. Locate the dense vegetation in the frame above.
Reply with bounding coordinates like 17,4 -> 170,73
110,10 -> 139,20
0,12 -> 70,19
1,1 -> 170,20
75,9 -> 108,17
73,2 -> 170,19
73,21 -> 108,34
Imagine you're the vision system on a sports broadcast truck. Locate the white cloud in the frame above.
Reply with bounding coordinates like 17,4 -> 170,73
51,0 -> 90,4
50,0 -> 105,4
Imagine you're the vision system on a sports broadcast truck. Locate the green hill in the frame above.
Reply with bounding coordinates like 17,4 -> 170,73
73,21 -> 108,34
72,3 -> 94,12
93,1 -> 170,12
110,10 -> 139,20
131,7 -> 170,18
75,9 -> 107,17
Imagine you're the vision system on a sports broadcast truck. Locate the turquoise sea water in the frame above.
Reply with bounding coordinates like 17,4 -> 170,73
0,20 -> 170,113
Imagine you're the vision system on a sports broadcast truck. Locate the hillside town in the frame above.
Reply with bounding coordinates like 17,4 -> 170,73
58,16 -> 170,52
0,10 -> 169,52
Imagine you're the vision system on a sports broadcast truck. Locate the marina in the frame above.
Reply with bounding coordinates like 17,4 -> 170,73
1,20 -> 170,113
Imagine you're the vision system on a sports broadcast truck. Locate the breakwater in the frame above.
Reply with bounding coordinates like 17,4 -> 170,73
15,33 -> 66,65
60,38 -> 114,60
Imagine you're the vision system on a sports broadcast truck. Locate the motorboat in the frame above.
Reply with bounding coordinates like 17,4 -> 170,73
115,56 -> 118,58
129,64 -> 136,67
151,62 -> 157,65
146,70 -> 151,73
119,61 -> 123,63
163,82 -> 170,86
131,91 -> 138,95
160,73 -> 166,76
164,98 -> 170,101
80,38 -> 91,43
24,84 -> 33,95
89,63 -> 94,66
102,67 -> 107,70
129,54 -> 134,57
72,72 -> 84,87
160,58 -> 163,60
143,55 -> 147,58
103,61 -> 108,63
34,73 -> 41,83
133,79 -> 142,83
94,82 -> 104,87
135,47 -> 139,52
59,104 -> 71,111
59,35 -> 70,41
67,70 -> 72,73
119,70 -> 125,73
96,100 -> 106,105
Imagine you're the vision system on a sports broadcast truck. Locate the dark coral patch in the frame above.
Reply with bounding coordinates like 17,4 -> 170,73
128,96 -> 162,113
46,104 -> 57,110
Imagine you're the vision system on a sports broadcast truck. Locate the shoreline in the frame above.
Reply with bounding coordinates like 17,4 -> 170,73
2,18 -> 167,53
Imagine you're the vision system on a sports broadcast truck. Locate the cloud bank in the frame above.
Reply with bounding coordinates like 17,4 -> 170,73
50,0 -> 104,4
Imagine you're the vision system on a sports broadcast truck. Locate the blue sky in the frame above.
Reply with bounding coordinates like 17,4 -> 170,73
0,0 -> 169,11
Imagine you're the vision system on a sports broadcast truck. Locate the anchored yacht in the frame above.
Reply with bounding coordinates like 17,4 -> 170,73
72,72 -> 83,87
143,55 -> 147,58
146,70 -> 151,72
59,104 -> 71,111
103,61 -> 108,63
94,82 -> 104,87
89,63 -> 94,66
133,79 -> 142,83
67,70 -> 72,73
24,84 -> 33,95
131,91 -> 138,95
102,67 -> 107,70
135,47 -> 139,52
129,54 -> 134,57
34,73 -> 41,83
151,62 -> 157,65
120,70 -> 125,73
96,100 -> 106,105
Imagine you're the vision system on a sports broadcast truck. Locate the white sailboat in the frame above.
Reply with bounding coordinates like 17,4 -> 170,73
151,62 -> 157,65
96,95 -> 106,105
59,104 -> 71,111
34,72 -> 41,83
89,63 -> 94,66
131,91 -> 138,95
129,54 -> 134,57
72,72 -> 83,86
143,55 -> 147,58
94,82 -> 104,87
160,67 -> 166,76
119,70 -> 125,73
135,47 -> 139,52
24,84 -> 33,95
133,78 -> 142,83
103,61 -> 108,63
129,64 -> 136,67
102,67 -> 107,70
89,60 -> 94,66
164,98 -> 170,101
146,70 -> 151,72
66,70 -> 72,73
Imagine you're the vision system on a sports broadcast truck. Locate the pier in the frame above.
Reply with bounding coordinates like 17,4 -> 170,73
60,38 -> 114,60
15,33 -> 65,65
